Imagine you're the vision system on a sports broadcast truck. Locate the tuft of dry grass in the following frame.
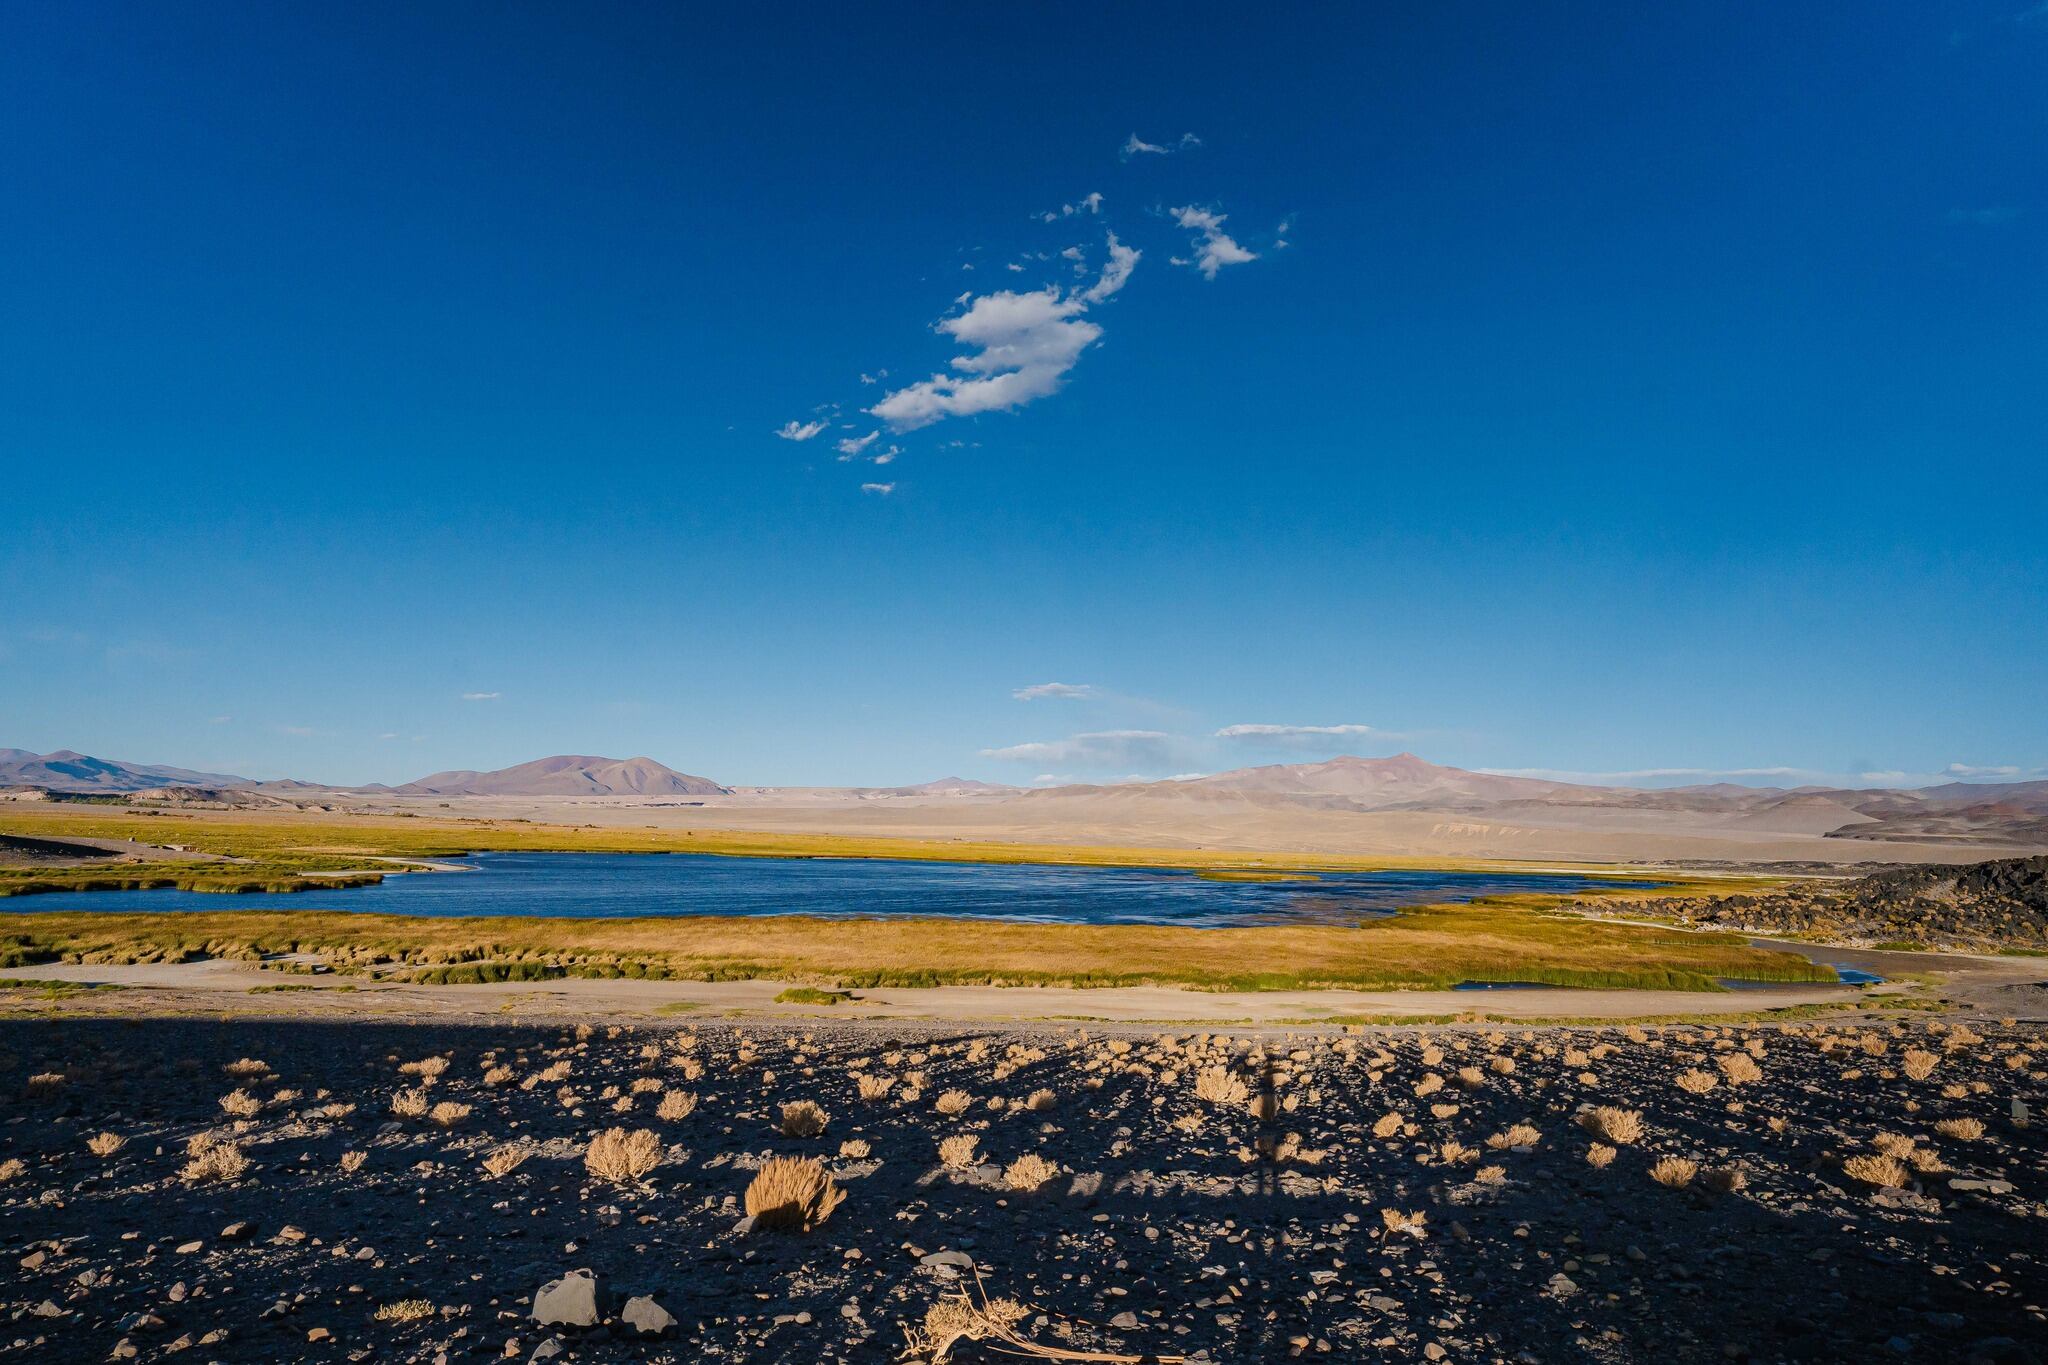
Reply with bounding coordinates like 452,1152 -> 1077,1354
481,1144 -> 529,1179
1193,1067 -> 1248,1106
935,1089 -> 974,1117
1381,1208 -> 1427,1238
1585,1143 -> 1617,1169
1902,1049 -> 1939,1081
779,1100 -> 830,1138
428,1101 -> 471,1128
656,1090 -> 698,1121
374,1299 -> 436,1322
338,1149 -> 366,1174
1487,1122 -> 1541,1151
1933,1117 -> 1984,1141
1717,1052 -> 1763,1086
855,1073 -> 895,1101
1704,1165 -> 1748,1194
584,1127 -> 663,1185
390,1087 -> 429,1118
1371,1112 -> 1404,1139
218,1088 -> 261,1118
1579,1106 -> 1645,1145
1025,1088 -> 1057,1113
1842,1153 -> 1909,1188
223,1057 -> 270,1079
0,1157 -> 26,1182
745,1155 -> 844,1232
180,1136 -> 249,1183
1003,1153 -> 1060,1191
85,1132 -> 126,1158
1675,1069 -> 1719,1095
939,1134 -> 980,1169
483,1064 -> 515,1086
1648,1156 -> 1698,1188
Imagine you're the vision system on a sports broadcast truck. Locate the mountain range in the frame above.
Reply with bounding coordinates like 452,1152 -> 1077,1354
5,746 -> 2044,850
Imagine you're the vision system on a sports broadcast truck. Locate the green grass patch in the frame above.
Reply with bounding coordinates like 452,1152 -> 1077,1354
774,986 -> 856,1005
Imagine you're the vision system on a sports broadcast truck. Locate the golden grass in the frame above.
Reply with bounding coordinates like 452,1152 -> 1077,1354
1003,1153 -> 1059,1191
745,1156 -> 843,1231
779,1100 -> 829,1138
584,1127 -> 663,1184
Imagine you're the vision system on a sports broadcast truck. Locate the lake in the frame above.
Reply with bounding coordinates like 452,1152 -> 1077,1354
24,851 -> 1660,928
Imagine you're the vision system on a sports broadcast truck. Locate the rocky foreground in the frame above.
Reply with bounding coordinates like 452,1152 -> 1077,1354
2,1016 -> 2045,1364
1645,856 -> 2048,951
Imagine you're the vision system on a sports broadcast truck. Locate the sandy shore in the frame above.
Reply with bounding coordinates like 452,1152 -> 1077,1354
8,941 -> 2043,1024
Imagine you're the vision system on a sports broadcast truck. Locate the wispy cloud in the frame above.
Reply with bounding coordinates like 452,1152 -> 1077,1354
776,419 -> 828,441
460,691 -> 501,701
1216,723 -> 1376,741
1039,192 -> 1103,223
1120,132 -> 1201,160
860,481 -> 896,495
1171,205 -> 1258,279
1013,682 -> 1098,701
276,724 -> 320,738
836,430 -> 879,457
1946,762 -> 2026,778
868,234 -> 1138,432
981,729 -> 1183,769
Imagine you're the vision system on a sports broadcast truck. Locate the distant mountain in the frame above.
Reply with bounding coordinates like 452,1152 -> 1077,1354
1178,753 -> 1585,806
398,754 -> 729,797
0,748 -> 253,792
888,777 -> 1017,795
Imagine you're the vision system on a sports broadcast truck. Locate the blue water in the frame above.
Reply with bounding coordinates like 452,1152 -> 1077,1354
19,851 -> 1662,928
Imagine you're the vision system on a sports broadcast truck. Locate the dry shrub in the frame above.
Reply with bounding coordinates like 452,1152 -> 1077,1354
1872,1132 -> 1917,1159
399,1057 -> 449,1081
1474,1165 -> 1506,1185
218,1088 -> 261,1118
1842,1153 -> 1908,1188
1193,1067 -> 1248,1105
1381,1208 -> 1427,1238
1488,1055 -> 1516,1075
483,1065 -> 515,1086
1246,1092 -> 1279,1122
374,1300 -> 435,1323
938,1134 -> 980,1169
1025,1088 -> 1057,1113
0,1158 -> 24,1182
1371,1112 -> 1404,1139
223,1058 -> 270,1079
779,1100 -> 829,1138
1704,1165 -> 1748,1194
1648,1156 -> 1698,1188
1675,1068 -> 1719,1095
745,1155 -> 844,1231
1003,1153 -> 1059,1191
1902,1049 -> 1939,1081
1579,1106 -> 1645,1145
390,1088 -> 429,1118
1563,1048 -> 1592,1069
1585,1143 -> 1617,1169
180,1139 -> 248,1184
656,1090 -> 698,1121
338,1150 -> 367,1174
86,1132 -> 126,1158
1455,1066 -> 1485,1090
481,1145 -> 529,1179
935,1089 -> 974,1117
584,1127 -> 663,1184
1438,1140 -> 1478,1166
1487,1122 -> 1541,1151
1718,1053 -> 1763,1085
1414,1073 -> 1445,1097
908,1289 -> 1030,1361
1934,1117 -> 1985,1141
429,1101 -> 471,1128
855,1073 -> 895,1101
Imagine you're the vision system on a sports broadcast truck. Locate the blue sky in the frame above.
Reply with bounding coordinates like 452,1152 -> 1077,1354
3,2 -> 2044,789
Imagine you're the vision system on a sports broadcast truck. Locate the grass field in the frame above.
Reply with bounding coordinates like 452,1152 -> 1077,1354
0,804 -> 1819,993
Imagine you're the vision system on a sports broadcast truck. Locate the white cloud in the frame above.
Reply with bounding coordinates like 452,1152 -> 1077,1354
1172,205 -> 1258,279
776,420 -> 827,441
1480,765 -> 1821,784
1216,723 -> 1376,740
868,235 -> 1138,432
1120,132 -> 1201,160
460,691 -> 501,701
1039,191 -> 1104,222
981,729 -> 1181,769
836,430 -> 879,457
1945,763 -> 2023,778
860,482 -> 896,495
1013,682 -> 1098,701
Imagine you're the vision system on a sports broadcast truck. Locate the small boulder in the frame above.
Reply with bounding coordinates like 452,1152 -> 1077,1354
619,1295 -> 676,1338
532,1269 -> 603,1329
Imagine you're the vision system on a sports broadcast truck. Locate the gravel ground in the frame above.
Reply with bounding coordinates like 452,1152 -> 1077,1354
2,1016 -> 2045,1364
